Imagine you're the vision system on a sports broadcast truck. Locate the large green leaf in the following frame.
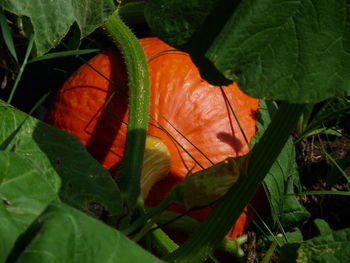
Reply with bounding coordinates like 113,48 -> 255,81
280,221 -> 350,262
0,151 -> 58,262
7,202 -> 165,263
0,0 -> 116,56
0,100 -> 122,217
256,101 -> 310,230
145,0 -> 350,103
145,0 -> 237,49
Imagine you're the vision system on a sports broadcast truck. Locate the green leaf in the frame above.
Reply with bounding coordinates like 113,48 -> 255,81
265,141 -> 310,230
145,0 -> 350,103
8,202 -> 165,263
145,0 -> 248,51
0,100 -> 122,217
297,98 -> 350,141
313,218 -> 332,236
145,0 -> 239,85
280,225 -> 350,263
310,98 -> 350,127
257,228 -> 303,251
119,2 -> 147,25
0,151 -> 58,262
28,49 -> 100,63
326,149 -> 350,189
256,101 -> 310,230
0,0 -> 116,56
0,8 -> 18,62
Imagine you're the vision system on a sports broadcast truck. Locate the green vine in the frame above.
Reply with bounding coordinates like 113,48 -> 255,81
103,11 -> 150,210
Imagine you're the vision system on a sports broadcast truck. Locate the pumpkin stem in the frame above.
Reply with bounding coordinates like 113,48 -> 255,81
103,11 -> 150,210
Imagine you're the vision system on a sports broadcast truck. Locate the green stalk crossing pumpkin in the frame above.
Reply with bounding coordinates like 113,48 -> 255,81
46,37 -> 260,238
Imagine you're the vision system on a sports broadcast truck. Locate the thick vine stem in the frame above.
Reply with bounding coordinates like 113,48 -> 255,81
103,11 -> 150,210
123,190 -> 176,236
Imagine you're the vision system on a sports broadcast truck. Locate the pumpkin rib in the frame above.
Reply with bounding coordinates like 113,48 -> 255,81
46,37 -> 260,238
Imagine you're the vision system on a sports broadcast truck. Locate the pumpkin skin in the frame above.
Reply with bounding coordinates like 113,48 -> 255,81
46,37 -> 260,238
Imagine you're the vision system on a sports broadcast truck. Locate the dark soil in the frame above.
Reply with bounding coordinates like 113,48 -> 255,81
297,133 -> 350,238
248,132 -> 350,263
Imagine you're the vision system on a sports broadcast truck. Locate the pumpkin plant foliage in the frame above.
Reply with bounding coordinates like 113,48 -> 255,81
1,0 -> 350,262
0,101 -> 164,262
0,0 -> 116,56
253,100 -> 310,232
0,100 -> 123,217
145,0 -> 350,103
6,202 -> 165,263
0,151 -> 58,262
279,219 -> 350,263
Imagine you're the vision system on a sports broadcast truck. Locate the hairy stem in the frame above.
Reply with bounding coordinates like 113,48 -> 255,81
103,12 -> 150,210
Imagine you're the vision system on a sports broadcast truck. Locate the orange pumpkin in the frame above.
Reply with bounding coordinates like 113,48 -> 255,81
46,37 -> 260,238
